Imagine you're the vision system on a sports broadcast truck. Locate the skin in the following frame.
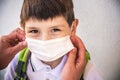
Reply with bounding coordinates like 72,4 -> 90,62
61,36 -> 86,80
0,16 -> 86,80
24,16 -> 86,80
0,28 -> 27,69
24,16 -> 72,68
62,19 -> 86,80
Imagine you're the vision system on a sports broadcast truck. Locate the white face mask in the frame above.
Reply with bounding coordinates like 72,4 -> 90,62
26,35 -> 74,62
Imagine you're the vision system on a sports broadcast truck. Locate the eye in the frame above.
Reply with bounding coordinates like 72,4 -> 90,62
29,30 -> 39,33
51,28 -> 61,32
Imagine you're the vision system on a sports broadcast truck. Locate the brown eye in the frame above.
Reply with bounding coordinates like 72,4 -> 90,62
29,30 -> 39,33
52,28 -> 61,32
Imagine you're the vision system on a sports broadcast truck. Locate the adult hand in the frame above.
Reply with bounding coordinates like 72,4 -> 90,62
61,35 -> 86,80
0,28 -> 27,69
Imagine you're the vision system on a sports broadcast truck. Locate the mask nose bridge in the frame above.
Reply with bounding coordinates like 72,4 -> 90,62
38,32 -> 51,41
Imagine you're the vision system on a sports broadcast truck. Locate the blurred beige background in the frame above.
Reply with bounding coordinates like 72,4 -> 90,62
0,0 -> 120,80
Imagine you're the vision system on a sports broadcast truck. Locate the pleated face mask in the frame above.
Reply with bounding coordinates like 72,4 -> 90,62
26,35 -> 74,62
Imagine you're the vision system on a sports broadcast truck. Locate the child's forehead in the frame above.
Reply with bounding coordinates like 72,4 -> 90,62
26,16 -> 67,24
25,16 -> 69,27
29,16 -> 66,21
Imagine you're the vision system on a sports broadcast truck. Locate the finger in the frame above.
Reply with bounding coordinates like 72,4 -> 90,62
71,35 -> 86,62
70,36 -> 84,48
5,28 -> 26,46
66,48 -> 77,65
16,28 -> 26,41
76,36 -> 85,59
70,35 -> 76,46
75,36 -> 86,69
8,41 -> 27,55
8,28 -> 25,41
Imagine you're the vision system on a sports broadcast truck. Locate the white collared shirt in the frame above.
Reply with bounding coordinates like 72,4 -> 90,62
26,53 -> 67,80
5,53 -> 103,80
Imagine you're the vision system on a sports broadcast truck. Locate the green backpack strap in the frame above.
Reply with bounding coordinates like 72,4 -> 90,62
15,48 -> 29,80
14,48 -> 90,80
86,49 -> 90,62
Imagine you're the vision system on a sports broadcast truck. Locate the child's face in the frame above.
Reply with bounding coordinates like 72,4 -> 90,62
25,16 -> 74,40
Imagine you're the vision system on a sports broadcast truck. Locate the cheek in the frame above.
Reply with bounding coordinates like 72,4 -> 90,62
53,31 -> 71,39
65,31 -> 71,36
66,27 -> 72,35
24,30 -> 29,37
61,28 -> 71,37
24,27 -> 27,34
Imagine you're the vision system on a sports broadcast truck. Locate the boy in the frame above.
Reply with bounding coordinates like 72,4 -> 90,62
5,0 -> 103,80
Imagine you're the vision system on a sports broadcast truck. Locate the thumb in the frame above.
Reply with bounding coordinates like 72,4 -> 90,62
67,48 -> 77,65
9,41 -> 27,55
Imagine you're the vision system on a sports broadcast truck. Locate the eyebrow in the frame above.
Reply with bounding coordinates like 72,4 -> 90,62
49,25 -> 66,29
25,24 -> 67,29
26,26 -> 39,29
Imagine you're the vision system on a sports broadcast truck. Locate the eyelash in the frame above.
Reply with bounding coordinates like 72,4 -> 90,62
29,30 -> 39,33
28,28 -> 61,34
52,28 -> 61,32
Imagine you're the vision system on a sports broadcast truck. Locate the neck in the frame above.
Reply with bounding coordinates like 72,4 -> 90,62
42,57 -> 63,69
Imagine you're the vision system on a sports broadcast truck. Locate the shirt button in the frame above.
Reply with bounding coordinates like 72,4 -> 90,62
46,67 -> 51,71
46,78 -> 49,80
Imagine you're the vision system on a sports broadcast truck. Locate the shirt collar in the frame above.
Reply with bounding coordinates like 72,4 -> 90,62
50,55 -> 67,76
31,53 -> 67,77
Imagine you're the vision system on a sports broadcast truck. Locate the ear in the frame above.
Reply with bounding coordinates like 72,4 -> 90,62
71,19 -> 79,36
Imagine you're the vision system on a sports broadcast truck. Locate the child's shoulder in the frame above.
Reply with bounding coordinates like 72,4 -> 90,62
4,53 -> 21,80
5,51 -> 30,79
83,60 -> 103,80
9,52 -> 20,66
7,51 -> 28,70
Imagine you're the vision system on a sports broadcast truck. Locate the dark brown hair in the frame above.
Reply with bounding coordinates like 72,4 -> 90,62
20,0 -> 75,27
